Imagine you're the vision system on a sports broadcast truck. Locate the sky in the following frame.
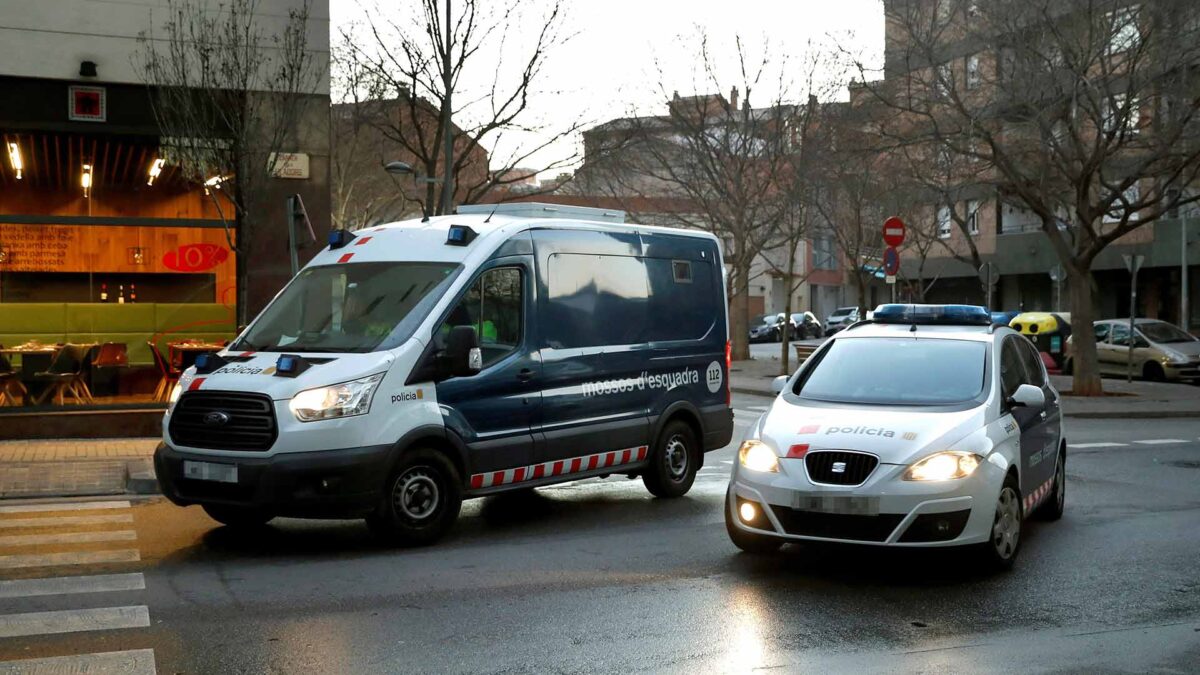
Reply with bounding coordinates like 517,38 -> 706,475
330,0 -> 885,179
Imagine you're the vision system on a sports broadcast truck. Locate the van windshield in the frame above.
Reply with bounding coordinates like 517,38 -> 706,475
234,262 -> 460,353
795,337 -> 987,405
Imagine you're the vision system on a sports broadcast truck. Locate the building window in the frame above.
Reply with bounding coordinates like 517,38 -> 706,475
1104,184 -> 1141,224
813,236 -> 838,271
1108,6 -> 1141,55
967,200 -> 981,235
1103,94 -> 1140,133
936,63 -> 953,97
966,54 -> 981,89
937,206 -> 953,239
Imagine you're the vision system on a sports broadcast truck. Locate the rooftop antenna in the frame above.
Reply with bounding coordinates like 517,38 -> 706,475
483,202 -> 500,223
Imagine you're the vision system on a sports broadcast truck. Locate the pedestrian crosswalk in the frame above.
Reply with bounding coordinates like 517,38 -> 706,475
0,499 -> 154,674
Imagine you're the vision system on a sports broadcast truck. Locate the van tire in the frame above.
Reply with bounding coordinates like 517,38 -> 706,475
202,504 -> 273,529
367,447 -> 462,547
642,419 -> 698,498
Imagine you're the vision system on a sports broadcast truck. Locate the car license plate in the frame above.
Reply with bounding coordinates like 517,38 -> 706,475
183,460 -> 238,484
793,494 -> 879,515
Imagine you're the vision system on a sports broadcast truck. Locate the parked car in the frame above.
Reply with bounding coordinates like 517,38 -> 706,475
1065,319 -> 1200,381
790,312 -> 824,340
823,307 -> 860,335
749,313 -> 790,343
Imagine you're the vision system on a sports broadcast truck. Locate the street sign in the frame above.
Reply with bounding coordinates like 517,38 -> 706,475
885,275 -> 897,285
1048,265 -> 1064,282
1123,254 -> 1143,275
883,217 -> 906,247
883,246 -> 900,276
978,262 -> 1000,286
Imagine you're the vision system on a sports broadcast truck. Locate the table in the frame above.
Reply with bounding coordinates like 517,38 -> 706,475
0,344 -> 97,405
169,342 -> 226,371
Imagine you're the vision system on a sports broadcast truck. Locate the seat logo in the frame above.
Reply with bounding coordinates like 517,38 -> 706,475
202,411 -> 231,427
832,461 -> 847,473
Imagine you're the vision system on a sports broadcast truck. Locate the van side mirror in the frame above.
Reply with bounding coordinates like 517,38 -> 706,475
771,375 -> 789,394
445,326 -> 482,377
1009,383 -> 1045,411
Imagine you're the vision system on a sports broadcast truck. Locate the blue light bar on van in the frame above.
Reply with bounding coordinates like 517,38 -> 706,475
274,354 -> 310,377
872,304 -> 991,326
194,352 -> 227,374
328,228 -> 356,250
446,225 -> 477,246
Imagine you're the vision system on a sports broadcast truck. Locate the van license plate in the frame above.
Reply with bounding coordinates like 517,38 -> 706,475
183,461 -> 238,483
793,495 -> 879,515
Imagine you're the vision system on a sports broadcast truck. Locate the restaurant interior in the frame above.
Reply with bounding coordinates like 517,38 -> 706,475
0,129 -> 238,417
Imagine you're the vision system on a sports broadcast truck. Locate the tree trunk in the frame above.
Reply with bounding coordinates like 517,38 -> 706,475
857,273 -> 870,318
780,275 -> 793,376
1068,268 -> 1103,396
730,260 -> 752,361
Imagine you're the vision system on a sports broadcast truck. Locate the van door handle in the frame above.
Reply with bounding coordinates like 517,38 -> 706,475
517,368 -> 535,382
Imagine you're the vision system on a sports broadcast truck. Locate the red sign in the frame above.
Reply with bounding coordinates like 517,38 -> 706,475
882,216 -> 906,247
163,244 -> 229,272
68,86 -> 106,122
884,246 -> 901,276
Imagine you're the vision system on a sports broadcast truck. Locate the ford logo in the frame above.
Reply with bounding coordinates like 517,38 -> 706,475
202,411 -> 231,427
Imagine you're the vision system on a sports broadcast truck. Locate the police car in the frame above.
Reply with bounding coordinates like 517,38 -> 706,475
726,304 -> 1065,569
155,203 -> 733,545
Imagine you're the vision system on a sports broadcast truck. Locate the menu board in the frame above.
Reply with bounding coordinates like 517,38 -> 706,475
0,224 -> 76,272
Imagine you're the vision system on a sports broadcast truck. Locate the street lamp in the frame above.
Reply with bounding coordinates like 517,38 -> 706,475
384,160 -> 441,221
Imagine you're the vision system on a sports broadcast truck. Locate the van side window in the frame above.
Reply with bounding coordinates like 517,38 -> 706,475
440,267 -> 522,368
646,258 -> 716,342
545,253 -> 649,348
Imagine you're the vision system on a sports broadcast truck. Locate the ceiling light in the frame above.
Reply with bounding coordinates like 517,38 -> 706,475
204,174 -> 227,187
147,158 -> 165,186
81,163 -> 92,198
7,142 -> 22,180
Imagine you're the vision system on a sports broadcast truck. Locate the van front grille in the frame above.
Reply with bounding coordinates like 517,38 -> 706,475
168,391 -> 278,451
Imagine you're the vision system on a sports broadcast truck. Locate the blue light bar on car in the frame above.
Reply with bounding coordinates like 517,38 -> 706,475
446,225 -> 477,246
872,304 -> 992,326
328,228 -> 356,250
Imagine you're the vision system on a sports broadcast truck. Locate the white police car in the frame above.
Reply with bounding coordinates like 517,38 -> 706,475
726,304 -> 1065,569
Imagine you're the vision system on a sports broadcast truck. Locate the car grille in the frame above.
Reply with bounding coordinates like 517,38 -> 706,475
168,391 -> 278,451
805,451 -> 878,486
774,509 -> 904,542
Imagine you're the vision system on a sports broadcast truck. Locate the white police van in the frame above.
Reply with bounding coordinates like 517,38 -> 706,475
156,203 -> 734,545
727,304 -> 1065,569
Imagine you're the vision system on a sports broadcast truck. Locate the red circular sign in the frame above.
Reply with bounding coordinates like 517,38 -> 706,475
882,216 -> 906,247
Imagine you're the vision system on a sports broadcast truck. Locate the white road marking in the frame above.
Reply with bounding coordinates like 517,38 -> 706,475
0,514 -> 134,529
0,530 -> 137,547
0,606 -> 149,639
0,549 -> 140,570
747,405 -> 769,411
0,501 -> 131,515
1133,439 -> 1187,445
1070,442 -> 1129,448
721,460 -> 734,465
0,649 -> 156,675
0,573 -> 145,600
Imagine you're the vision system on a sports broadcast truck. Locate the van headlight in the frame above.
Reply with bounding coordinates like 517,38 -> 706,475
289,373 -> 384,422
167,382 -> 183,413
738,440 -> 779,473
903,451 -> 982,481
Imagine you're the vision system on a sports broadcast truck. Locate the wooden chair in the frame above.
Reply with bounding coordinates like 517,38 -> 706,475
90,342 -> 129,398
148,341 -> 181,402
0,350 -> 28,406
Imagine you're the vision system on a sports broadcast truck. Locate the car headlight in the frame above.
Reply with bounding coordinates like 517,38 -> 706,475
903,451 -> 982,481
289,373 -> 384,422
738,440 -> 779,473
167,382 -> 183,413
1164,351 -> 1189,365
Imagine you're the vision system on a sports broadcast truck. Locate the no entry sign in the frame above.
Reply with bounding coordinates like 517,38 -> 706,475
883,246 -> 900,276
883,216 -> 906,247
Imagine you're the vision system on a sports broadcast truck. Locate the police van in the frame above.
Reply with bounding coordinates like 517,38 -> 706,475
155,203 -> 734,545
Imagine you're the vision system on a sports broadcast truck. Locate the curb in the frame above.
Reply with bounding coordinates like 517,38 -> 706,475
124,459 -> 159,495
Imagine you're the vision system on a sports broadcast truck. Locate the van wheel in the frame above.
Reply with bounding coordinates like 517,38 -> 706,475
975,473 -> 1022,571
202,504 -> 273,529
642,420 -> 698,498
367,448 -> 462,547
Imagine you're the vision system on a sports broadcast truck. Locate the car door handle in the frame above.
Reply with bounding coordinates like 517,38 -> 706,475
517,368 -> 535,382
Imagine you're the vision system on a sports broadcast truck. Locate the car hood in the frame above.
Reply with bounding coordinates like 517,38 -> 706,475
1159,340 -> 1200,356
755,398 -> 987,466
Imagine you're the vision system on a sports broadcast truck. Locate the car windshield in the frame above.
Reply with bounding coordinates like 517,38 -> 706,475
1139,321 -> 1196,344
234,262 -> 461,353
830,308 -> 854,318
752,314 -> 774,325
795,337 -> 987,405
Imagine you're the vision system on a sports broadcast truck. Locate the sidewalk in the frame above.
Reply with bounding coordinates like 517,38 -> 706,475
731,352 -> 1200,419
0,438 -> 158,499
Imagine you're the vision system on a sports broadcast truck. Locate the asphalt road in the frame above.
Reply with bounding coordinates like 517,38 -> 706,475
1,394 -> 1198,674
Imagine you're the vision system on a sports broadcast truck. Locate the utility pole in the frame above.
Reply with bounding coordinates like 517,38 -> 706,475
1182,219 -> 1190,331
440,0 -> 454,216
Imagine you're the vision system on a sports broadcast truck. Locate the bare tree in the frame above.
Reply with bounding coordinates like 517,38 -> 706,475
337,0 -> 587,216
577,35 -> 796,360
866,0 -> 1200,395
137,0 -> 321,324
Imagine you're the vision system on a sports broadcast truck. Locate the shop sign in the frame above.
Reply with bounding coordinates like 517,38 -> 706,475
163,243 -> 229,272
269,152 -> 310,179
68,86 -> 107,122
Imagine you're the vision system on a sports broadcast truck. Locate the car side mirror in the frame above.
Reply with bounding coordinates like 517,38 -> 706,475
1009,383 -> 1046,411
445,325 -> 482,377
771,375 -> 789,395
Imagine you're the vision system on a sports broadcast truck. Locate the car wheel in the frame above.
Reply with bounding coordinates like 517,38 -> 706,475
642,420 -> 699,498
724,489 -> 783,554
367,447 -> 463,546
202,504 -> 273,529
1036,448 -> 1066,521
976,473 -> 1022,571
1143,362 -> 1165,381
